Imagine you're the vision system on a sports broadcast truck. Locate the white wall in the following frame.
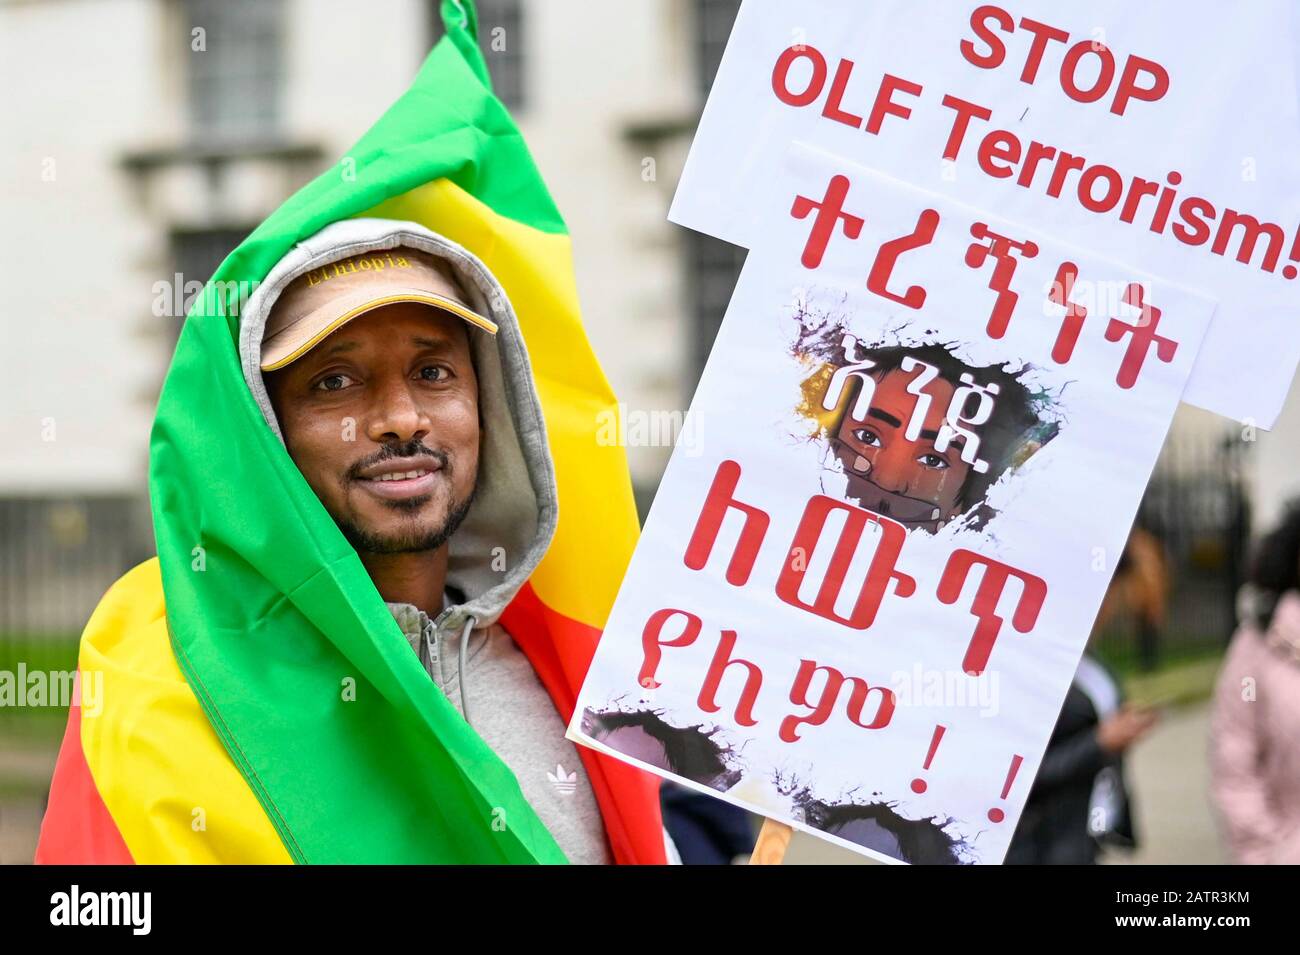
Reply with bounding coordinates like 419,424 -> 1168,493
0,0 -> 165,494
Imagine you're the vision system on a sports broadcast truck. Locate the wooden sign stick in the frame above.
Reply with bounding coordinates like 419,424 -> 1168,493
748,817 -> 793,865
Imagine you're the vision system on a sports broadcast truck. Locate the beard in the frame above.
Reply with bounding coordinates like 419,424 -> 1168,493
336,480 -> 478,555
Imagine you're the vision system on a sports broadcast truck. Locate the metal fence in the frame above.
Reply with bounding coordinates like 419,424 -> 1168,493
0,495 -> 152,640
1093,431 -> 1249,672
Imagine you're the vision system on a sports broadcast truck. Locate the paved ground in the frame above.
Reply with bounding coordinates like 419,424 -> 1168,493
0,741 -> 55,865
781,701 -> 1228,865
1104,701 -> 1227,865
0,800 -> 44,865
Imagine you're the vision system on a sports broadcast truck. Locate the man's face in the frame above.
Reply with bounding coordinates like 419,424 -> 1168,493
264,303 -> 480,554
833,367 -> 972,531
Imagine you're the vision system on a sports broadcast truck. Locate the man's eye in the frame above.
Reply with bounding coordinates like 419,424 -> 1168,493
419,365 -> 450,382
315,373 -> 354,392
918,453 -> 949,469
851,428 -> 882,448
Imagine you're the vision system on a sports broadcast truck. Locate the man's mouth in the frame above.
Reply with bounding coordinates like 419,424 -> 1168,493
354,456 -> 444,501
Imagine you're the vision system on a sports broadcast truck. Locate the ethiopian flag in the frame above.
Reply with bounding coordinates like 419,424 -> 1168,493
36,0 -> 665,864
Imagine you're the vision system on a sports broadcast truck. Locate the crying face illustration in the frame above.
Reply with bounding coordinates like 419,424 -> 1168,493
830,366 -> 972,533
794,323 -> 1063,537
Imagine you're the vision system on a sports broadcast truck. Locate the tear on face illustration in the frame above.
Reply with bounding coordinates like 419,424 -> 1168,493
832,367 -> 972,533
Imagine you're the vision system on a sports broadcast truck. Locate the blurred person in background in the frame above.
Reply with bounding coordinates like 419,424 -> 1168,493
1210,500 -> 1300,864
1006,531 -> 1161,864
1005,655 -> 1157,864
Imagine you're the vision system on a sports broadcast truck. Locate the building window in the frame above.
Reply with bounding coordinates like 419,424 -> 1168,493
429,0 -> 526,111
696,0 -> 742,97
184,0 -> 285,141
684,230 -> 747,387
684,0 -> 745,389
169,227 -> 251,341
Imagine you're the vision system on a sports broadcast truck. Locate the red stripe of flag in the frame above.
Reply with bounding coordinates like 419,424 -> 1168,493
35,698 -> 134,865
502,582 -> 666,865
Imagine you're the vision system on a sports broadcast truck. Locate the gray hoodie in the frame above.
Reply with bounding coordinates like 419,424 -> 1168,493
235,217 -> 611,864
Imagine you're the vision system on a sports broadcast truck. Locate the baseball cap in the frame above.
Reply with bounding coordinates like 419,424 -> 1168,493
260,245 -> 498,371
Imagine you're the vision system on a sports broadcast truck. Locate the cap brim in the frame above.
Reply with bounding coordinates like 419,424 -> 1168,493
261,288 -> 498,371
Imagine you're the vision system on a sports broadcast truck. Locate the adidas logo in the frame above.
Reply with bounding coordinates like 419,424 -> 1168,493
547,764 -> 577,796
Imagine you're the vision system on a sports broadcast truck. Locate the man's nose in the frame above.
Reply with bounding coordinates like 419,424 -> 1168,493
365,377 -> 431,444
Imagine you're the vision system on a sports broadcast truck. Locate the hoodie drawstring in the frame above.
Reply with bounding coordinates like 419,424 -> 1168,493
457,614 -> 477,728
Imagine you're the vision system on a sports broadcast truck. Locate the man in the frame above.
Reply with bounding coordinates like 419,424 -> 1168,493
254,222 -> 617,863
37,219 -> 671,864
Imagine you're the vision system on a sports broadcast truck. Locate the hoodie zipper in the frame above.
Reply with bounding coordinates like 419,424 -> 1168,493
423,604 -> 476,727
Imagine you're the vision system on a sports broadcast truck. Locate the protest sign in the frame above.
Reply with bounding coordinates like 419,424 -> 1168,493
569,142 -> 1215,864
668,0 -> 1300,427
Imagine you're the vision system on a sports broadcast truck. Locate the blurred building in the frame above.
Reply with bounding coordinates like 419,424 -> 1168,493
1,0 -> 1297,648
0,0 -> 741,633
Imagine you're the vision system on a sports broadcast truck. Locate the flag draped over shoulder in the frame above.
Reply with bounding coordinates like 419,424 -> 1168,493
37,0 -> 665,865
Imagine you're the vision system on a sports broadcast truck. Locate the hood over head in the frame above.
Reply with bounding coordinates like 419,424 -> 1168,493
236,217 -> 558,632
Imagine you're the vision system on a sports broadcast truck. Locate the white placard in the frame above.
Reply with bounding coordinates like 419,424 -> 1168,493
571,142 -> 1215,864
670,0 -> 1300,427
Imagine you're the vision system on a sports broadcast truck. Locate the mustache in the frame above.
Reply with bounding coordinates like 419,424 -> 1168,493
346,438 -> 449,481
